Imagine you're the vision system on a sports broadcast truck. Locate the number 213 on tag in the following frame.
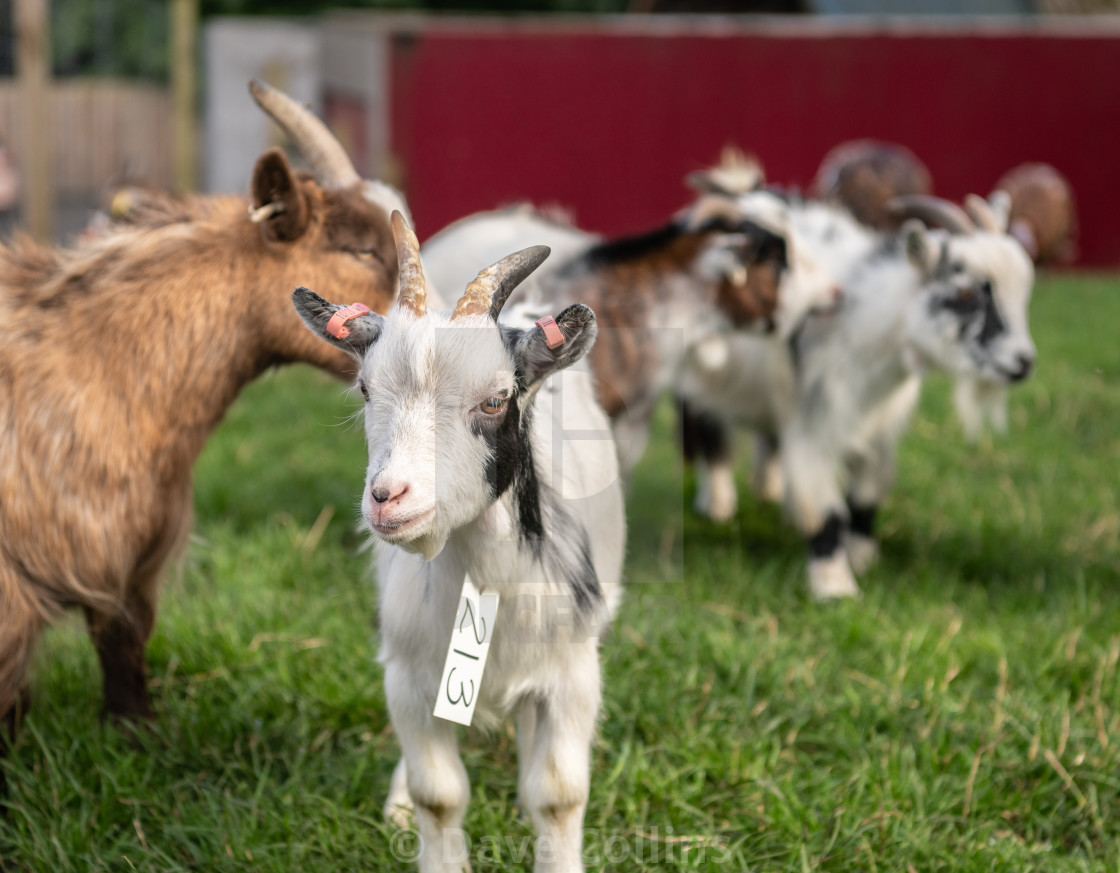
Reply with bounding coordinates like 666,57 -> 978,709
433,575 -> 499,726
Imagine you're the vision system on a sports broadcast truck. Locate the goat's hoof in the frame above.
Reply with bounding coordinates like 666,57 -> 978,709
384,800 -> 415,830
384,758 -> 415,829
845,534 -> 880,575
808,555 -> 861,600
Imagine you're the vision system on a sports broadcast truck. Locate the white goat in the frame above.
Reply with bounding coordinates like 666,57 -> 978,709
294,213 -> 624,873
421,192 -> 839,479
678,193 -> 1036,599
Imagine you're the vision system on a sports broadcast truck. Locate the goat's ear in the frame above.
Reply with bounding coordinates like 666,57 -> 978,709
251,148 -> 311,242
512,303 -> 598,388
1008,218 -> 1039,260
902,219 -> 938,277
291,286 -> 384,359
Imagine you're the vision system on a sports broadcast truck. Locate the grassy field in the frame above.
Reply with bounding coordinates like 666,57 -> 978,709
2,275 -> 1119,871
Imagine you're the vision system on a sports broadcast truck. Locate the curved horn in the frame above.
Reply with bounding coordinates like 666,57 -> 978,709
888,195 -> 975,235
249,80 -> 360,189
452,246 -> 551,321
391,211 -> 427,318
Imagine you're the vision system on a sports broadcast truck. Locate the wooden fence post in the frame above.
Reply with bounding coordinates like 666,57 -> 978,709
171,0 -> 199,193
16,0 -> 52,242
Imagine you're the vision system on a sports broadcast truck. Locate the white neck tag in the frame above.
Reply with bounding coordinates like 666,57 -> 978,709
433,574 -> 499,726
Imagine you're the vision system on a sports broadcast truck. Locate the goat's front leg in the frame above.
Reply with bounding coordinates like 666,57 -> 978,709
750,431 -> 784,504
782,433 -> 859,600
844,442 -> 897,576
518,658 -> 600,873
678,397 -> 738,522
384,663 -> 471,873
843,378 -> 920,575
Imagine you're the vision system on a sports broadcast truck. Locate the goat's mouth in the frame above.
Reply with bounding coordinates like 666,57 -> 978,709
369,507 -> 435,540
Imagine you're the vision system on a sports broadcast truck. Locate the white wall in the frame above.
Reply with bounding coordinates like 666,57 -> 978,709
204,18 -> 320,194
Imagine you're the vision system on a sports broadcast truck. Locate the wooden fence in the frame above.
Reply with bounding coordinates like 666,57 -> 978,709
0,80 -> 173,198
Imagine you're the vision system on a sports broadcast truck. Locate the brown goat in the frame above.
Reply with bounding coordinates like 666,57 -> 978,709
995,162 -> 1078,265
0,82 -> 402,761
814,140 -> 933,231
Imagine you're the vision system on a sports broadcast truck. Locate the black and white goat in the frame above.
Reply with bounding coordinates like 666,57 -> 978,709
421,191 -> 839,478
294,213 -> 624,873
678,194 -> 1036,599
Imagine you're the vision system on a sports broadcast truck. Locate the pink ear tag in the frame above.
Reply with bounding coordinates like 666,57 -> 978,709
325,302 -> 371,339
535,315 -> 565,350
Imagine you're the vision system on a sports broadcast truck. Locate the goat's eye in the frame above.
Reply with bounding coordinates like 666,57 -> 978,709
978,280 -> 993,297
359,380 -> 369,401
351,248 -> 380,263
479,396 -> 506,415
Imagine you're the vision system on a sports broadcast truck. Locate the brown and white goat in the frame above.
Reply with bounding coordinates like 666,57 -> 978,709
0,82 -> 402,759
422,190 -> 838,476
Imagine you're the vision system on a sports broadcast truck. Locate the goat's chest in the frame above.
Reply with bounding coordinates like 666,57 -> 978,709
378,544 -> 591,727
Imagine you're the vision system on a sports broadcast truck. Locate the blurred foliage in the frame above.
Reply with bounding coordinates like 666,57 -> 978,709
0,0 -> 801,82
51,0 -> 170,79
0,0 -> 631,82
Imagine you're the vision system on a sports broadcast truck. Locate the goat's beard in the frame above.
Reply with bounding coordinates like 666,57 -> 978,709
392,521 -> 451,562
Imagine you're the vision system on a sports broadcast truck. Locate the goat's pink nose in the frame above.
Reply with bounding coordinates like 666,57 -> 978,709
830,285 -> 844,302
371,482 -> 409,505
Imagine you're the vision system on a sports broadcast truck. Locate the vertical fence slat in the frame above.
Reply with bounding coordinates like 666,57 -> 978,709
0,79 -> 173,200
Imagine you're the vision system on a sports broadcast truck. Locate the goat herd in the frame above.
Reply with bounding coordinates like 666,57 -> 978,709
0,81 -> 1073,870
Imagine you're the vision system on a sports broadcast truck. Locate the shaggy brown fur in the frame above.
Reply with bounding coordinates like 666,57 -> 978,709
995,163 -> 1078,265
544,220 -> 783,420
0,147 -> 398,756
814,140 -> 933,231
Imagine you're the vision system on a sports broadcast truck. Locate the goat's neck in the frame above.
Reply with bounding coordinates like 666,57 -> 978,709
815,255 -> 920,407
41,204 -> 332,468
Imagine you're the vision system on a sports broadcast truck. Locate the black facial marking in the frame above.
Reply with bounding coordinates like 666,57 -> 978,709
846,501 -> 877,538
470,389 -> 524,501
485,326 -> 603,614
809,513 -> 844,559
740,220 -> 789,275
677,396 -> 731,464
976,282 -> 1006,345
930,275 -> 1006,347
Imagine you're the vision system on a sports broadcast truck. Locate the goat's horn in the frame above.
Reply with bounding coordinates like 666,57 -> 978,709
249,80 -> 360,189
391,211 -> 427,318
452,246 -> 552,321
963,193 -> 1002,233
888,195 -> 975,235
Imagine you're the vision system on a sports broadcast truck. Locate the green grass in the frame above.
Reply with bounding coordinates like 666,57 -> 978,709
2,275 -> 1119,871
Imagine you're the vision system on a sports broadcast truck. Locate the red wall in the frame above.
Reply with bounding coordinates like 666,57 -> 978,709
388,19 -> 1120,267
